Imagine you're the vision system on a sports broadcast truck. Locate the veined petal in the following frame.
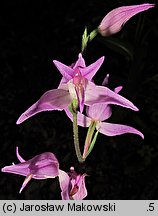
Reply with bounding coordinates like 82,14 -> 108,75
98,86 -> 138,111
84,81 -> 101,105
53,60 -> 74,81
96,121 -> 144,139
16,89 -> 71,124
29,153 -> 59,179
75,85 -> 85,113
85,85 -> 138,111
73,53 -> 86,69
65,108 -> 91,127
1,163 -> 30,177
98,3 -> 155,36
86,103 -> 112,121
80,56 -> 105,80
58,169 -> 71,200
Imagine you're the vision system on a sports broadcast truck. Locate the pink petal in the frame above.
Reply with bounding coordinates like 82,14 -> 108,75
85,82 -> 138,111
16,89 -> 71,124
73,53 -> 86,69
53,60 -> 74,81
98,3 -> 155,36
16,147 -> 26,163
96,121 -> 144,138
98,86 -> 138,111
65,108 -> 91,127
71,174 -> 87,200
19,174 -> 33,193
75,85 -> 85,113
86,103 -> 112,121
71,75 -> 88,113
84,81 -> 101,105
80,56 -> 105,80
31,154 -> 59,179
58,169 -> 70,200
114,86 -> 123,94
1,163 -> 30,177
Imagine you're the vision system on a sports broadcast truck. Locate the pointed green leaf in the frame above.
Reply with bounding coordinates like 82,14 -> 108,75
81,27 -> 89,53
89,29 -> 98,42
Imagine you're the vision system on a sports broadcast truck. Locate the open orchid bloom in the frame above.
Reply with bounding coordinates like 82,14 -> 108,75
16,54 -> 104,123
1,147 -> 59,193
54,53 -> 104,112
1,148 -> 87,200
65,76 -> 143,139
59,167 -> 87,200
65,100 -> 144,139
16,75 -> 139,124
53,53 -> 105,86
98,3 -> 155,36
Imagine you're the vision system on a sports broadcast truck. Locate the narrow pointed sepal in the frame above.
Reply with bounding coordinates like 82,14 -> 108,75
96,121 -> 144,139
19,174 -> 33,193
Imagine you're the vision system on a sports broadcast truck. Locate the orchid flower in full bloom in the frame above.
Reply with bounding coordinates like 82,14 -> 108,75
65,80 -> 144,158
98,3 -> 155,37
54,53 -> 104,86
1,147 -> 87,200
66,102 -> 144,157
53,53 -> 104,113
16,53 -> 139,124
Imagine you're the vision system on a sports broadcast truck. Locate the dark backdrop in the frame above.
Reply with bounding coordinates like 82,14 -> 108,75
0,0 -> 158,199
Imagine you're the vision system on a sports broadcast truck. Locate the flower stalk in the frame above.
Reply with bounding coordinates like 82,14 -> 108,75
69,100 -> 85,163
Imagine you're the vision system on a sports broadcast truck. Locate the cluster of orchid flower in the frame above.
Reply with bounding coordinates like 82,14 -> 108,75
2,3 -> 154,200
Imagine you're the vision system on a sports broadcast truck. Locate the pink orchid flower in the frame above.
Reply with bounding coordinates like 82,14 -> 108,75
59,167 -> 87,200
65,100 -> 144,157
54,53 -> 105,86
1,147 -> 87,200
53,53 -> 104,112
1,147 -> 59,193
16,54 -> 139,124
98,3 -> 155,36
65,78 -> 144,141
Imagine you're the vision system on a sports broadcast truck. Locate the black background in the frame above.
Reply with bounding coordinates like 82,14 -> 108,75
0,0 -> 158,199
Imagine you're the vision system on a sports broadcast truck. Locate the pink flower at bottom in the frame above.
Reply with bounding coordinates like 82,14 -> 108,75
59,167 -> 87,200
1,147 -> 87,200
65,80 -> 144,140
1,147 -> 59,193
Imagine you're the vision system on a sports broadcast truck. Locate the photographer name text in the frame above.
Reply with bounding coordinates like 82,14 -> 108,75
18,202 -> 116,212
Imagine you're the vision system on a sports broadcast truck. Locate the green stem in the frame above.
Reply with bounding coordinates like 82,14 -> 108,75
85,130 -> 99,159
72,112 -> 85,163
82,121 -> 96,158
